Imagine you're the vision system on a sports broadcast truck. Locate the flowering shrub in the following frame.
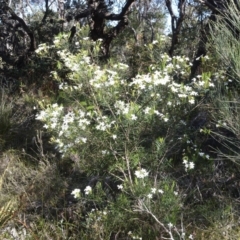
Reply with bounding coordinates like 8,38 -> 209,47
35,34 -> 215,161
33,30 -> 218,238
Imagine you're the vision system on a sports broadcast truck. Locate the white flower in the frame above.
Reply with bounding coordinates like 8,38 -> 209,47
178,93 -> 187,98
189,162 -> 195,169
36,111 -> 47,120
117,184 -> 123,190
163,117 -> 169,122
131,114 -> 137,120
174,191 -> 178,196
53,39 -> 60,45
158,189 -> 164,194
154,110 -> 161,116
147,193 -> 153,199
71,188 -> 81,198
183,159 -> 188,165
151,188 -> 157,194
168,222 -> 173,228
112,134 -> 117,140
190,91 -> 198,96
51,122 -> 57,128
84,186 -> 92,195
96,123 -> 107,131
189,234 -> 194,239
134,168 -> 149,179
198,152 -> 204,157
83,56 -> 91,64
102,150 -> 109,155
144,107 -> 151,114
159,75 -> 170,85
171,86 -> 178,93
189,99 -> 195,104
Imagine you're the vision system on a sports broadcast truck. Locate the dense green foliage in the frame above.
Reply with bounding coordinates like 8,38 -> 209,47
1,0 -> 240,239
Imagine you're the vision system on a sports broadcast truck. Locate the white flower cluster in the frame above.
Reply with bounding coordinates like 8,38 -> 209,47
59,82 -> 82,91
131,71 -> 197,107
215,120 -> 227,128
35,43 -> 54,54
147,187 -> 164,199
134,168 -> 149,179
84,186 -> 92,195
130,72 -> 170,90
36,103 -> 63,127
89,68 -> 122,89
129,54 -> 215,110
35,35 -> 217,161
192,74 -> 215,88
71,188 -> 81,199
114,100 -> 130,115
57,49 -> 91,71
198,151 -> 210,159
36,103 -> 91,154
183,159 -> 195,171
114,101 -> 140,121
95,115 -> 116,131
183,136 -> 210,161
113,63 -> 129,70
117,184 -> 123,190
